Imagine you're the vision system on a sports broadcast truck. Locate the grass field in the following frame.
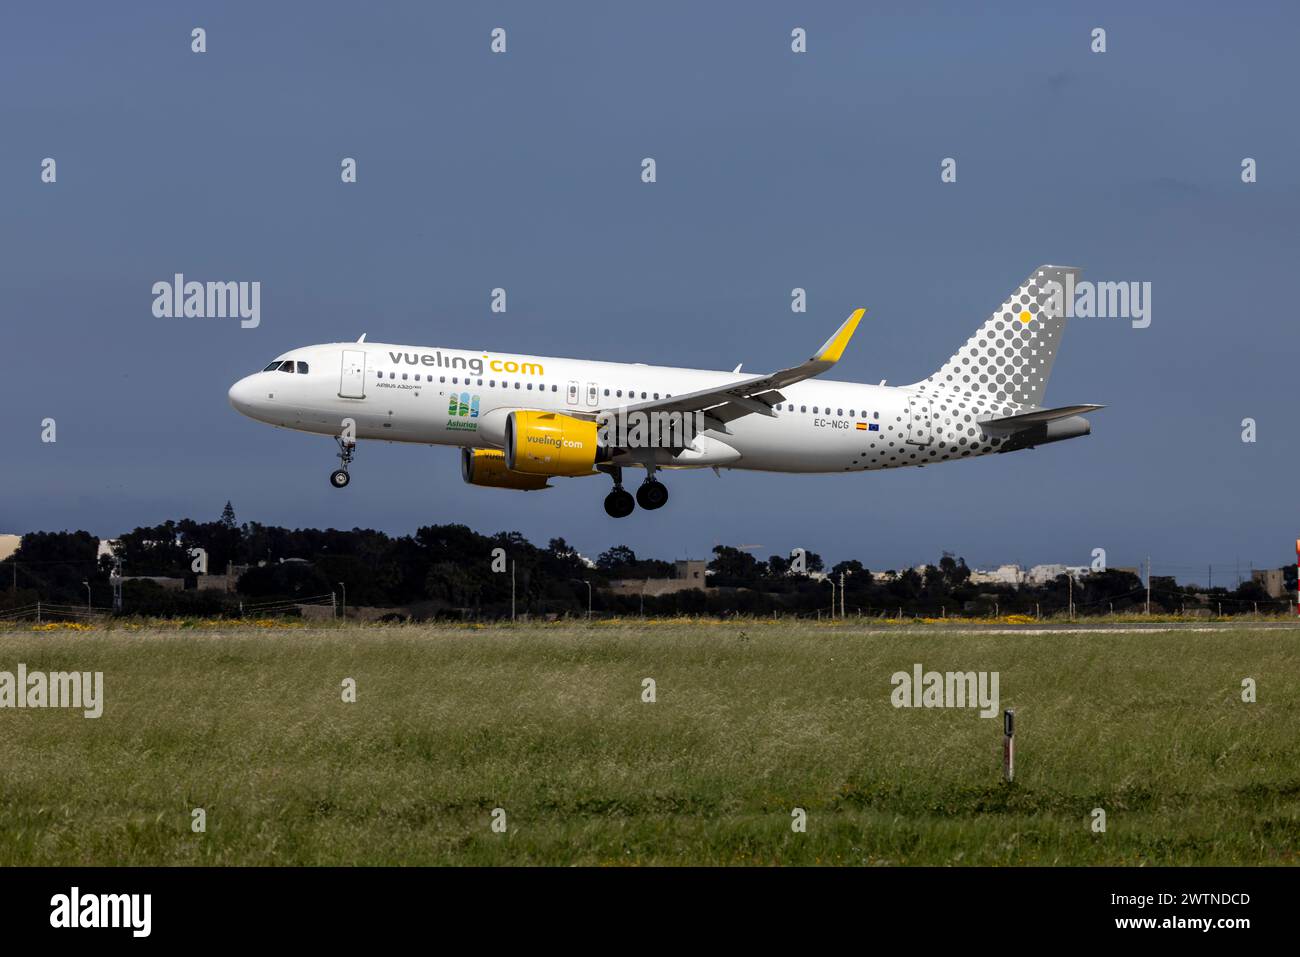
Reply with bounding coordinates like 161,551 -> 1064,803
1,619 -> 1298,865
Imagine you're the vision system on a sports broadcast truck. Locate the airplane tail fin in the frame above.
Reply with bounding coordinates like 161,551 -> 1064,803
909,265 -> 1080,412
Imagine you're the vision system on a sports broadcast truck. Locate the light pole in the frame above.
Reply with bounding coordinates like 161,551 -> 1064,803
571,579 -> 592,620
82,580 -> 90,612
338,582 -> 346,620
824,577 -> 836,619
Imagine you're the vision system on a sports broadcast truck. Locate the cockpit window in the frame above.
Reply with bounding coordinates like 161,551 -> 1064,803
296,361 -> 309,374
279,361 -> 294,373
263,362 -> 281,372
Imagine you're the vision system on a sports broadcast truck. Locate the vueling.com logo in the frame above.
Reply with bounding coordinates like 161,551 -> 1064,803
447,392 -> 480,431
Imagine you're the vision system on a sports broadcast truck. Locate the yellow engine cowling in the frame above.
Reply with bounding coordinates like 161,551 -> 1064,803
461,448 -> 551,491
505,410 -> 600,476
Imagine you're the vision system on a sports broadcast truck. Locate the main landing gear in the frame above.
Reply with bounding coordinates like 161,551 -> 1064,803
599,465 -> 669,518
330,437 -> 355,489
636,478 -> 669,511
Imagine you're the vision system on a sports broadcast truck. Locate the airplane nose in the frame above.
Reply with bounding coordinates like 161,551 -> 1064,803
228,375 -> 258,416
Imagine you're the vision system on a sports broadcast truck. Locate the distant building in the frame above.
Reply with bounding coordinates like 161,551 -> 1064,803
0,534 -> 20,562
607,559 -> 711,597
968,564 -> 1024,586
1024,564 -> 1088,585
1253,568 -> 1287,599
674,560 -> 707,584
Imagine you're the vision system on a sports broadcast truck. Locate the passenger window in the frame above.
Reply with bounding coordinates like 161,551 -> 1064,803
514,382 -> 520,389
489,380 -> 495,388
376,371 -> 382,379
837,408 -> 843,416
389,373 -> 395,379
654,393 -> 660,399
402,373 -> 408,380
616,390 -> 623,397
604,389 -> 610,396
801,405 -> 807,413
813,406 -> 819,414
297,362 -> 309,374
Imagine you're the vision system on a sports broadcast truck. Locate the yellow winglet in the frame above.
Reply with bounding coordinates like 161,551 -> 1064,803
813,308 -> 866,364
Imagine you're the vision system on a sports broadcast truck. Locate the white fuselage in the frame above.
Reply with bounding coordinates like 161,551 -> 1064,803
228,341 -> 1001,473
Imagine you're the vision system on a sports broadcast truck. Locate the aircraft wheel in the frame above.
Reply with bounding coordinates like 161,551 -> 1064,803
330,469 -> 351,489
603,488 -> 635,518
636,480 -> 669,510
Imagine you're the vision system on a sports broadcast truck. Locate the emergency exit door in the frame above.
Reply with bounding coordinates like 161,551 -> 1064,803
339,350 -> 367,398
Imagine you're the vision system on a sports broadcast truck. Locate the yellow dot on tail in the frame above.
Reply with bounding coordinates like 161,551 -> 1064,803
1019,310 -> 1032,324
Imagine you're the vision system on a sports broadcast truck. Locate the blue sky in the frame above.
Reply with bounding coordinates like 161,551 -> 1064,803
2,2 -> 1296,582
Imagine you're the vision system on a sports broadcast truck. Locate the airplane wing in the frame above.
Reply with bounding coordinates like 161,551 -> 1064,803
978,404 -> 1104,434
597,308 -> 866,433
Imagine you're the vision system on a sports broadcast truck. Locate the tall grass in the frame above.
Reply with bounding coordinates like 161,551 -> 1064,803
0,621 -> 1296,865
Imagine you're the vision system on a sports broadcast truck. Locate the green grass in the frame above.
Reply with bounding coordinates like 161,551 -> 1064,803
1,620 -> 1297,865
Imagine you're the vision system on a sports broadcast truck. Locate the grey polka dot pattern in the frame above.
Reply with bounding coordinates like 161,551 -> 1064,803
909,265 -> 1079,415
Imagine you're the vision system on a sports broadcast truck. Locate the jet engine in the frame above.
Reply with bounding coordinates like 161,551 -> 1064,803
505,410 -> 604,476
460,448 -> 551,490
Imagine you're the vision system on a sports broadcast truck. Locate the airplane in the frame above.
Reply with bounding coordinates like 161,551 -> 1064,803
228,265 -> 1101,518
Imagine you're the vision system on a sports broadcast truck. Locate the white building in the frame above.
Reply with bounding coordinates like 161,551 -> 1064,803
968,564 -> 1024,586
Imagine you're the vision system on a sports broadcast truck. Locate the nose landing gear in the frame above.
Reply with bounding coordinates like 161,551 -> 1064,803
330,437 -> 356,488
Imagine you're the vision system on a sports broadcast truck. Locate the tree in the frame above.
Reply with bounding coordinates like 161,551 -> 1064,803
831,559 -> 866,580
708,545 -> 763,584
597,545 -> 637,573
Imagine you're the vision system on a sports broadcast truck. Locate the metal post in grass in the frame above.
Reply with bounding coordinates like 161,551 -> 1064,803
338,582 -> 346,621
1003,709 -> 1015,783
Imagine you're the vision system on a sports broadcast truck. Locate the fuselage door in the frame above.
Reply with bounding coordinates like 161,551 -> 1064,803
585,382 -> 599,407
566,380 -> 580,406
905,395 -> 932,445
339,349 -> 367,399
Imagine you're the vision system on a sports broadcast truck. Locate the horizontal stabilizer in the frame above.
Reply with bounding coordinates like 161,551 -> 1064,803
979,404 -> 1103,434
